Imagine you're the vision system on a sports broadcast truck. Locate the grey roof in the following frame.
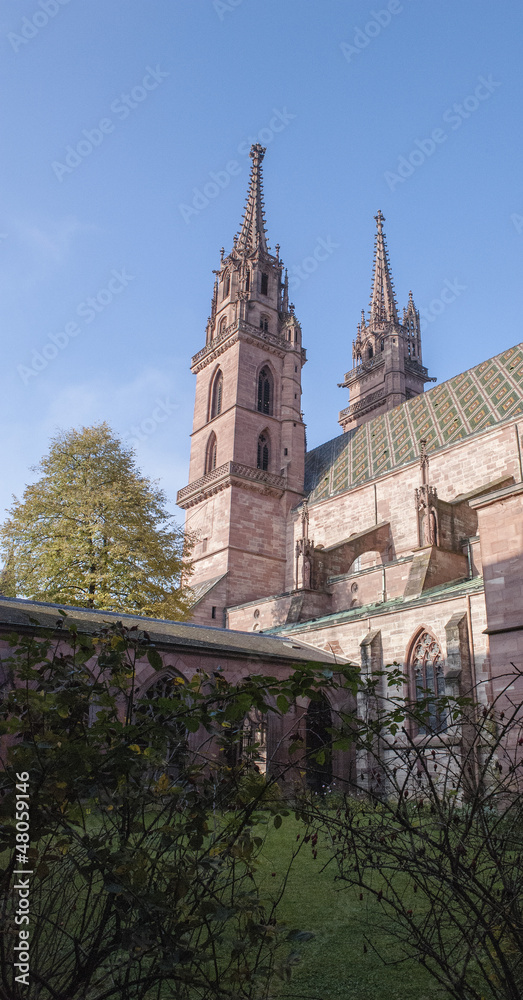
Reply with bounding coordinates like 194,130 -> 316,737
0,596 -> 341,666
189,573 -> 227,606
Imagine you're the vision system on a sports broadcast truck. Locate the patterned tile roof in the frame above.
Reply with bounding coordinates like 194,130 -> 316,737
305,342 -> 523,502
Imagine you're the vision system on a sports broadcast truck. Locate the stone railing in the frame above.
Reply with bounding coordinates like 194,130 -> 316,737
177,461 -> 286,506
342,356 -> 385,385
405,357 -> 434,381
339,389 -> 384,421
191,323 -> 236,366
191,318 -> 297,368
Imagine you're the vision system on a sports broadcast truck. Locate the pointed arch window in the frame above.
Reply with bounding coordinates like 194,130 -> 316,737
205,432 -> 218,475
257,433 -> 270,471
306,695 -> 333,793
259,314 -> 269,332
135,672 -> 187,775
210,369 -> 223,420
221,708 -> 268,772
257,367 -> 273,415
410,630 -> 446,735
222,274 -> 230,299
260,273 -> 268,295
219,316 -> 227,338
245,269 -> 250,293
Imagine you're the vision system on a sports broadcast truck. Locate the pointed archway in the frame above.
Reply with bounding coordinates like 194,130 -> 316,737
305,695 -> 333,793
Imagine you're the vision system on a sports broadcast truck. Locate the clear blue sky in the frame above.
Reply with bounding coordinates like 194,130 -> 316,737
1,0 -> 521,523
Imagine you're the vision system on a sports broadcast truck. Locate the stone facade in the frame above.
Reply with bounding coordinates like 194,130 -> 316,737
180,145 -> 523,739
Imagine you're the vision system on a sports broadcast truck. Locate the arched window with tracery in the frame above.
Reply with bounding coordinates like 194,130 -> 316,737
135,672 -> 188,775
221,707 -> 268,772
205,432 -> 217,474
409,630 -> 446,735
219,316 -> 227,338
257,367 -> 273,415
210,369 -> 223,420
257,432 -> 269,471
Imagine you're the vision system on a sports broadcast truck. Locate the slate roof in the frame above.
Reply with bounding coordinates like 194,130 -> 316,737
189,574 -> 226,605
0,596 -> 340,666
306,342 -> 523,502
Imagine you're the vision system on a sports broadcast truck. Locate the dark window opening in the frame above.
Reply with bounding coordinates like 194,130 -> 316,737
260,315 -> 269,332
211,606 -> 217,619
210,370 -> 223,419
368,345 -> 373,359
260,273 -> 268,295
135,674 -> 187,776
221,708 -> 268,773
223,274 -> 230,298
245,269 -> 250,292
306,696 -> 333,793
257,368 -> 272,415
257,433 -> 269,471
284,447 -> 288,456
205,433 -> 217,474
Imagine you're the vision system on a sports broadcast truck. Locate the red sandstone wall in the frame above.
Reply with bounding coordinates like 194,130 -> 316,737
472,485 -> 523,703
285,589 -> 489,695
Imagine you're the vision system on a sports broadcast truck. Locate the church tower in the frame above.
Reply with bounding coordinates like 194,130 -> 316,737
338,211 -> 434,432
177,144 -> 306,623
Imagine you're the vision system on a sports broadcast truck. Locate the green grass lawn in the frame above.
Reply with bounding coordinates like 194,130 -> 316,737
257,816 -> 447,1000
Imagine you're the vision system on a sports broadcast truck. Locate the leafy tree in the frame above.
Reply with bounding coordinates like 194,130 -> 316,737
0,619 -> 353,1000
0,423 -> 193,619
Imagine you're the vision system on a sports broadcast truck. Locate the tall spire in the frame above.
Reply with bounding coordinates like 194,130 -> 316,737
237,144 -> 269,255
369,210 -> 398,326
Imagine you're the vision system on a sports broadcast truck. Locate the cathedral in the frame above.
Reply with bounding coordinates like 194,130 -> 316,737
177,143 -> 523,722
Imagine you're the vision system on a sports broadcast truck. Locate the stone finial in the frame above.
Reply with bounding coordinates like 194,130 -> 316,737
369,210 -> 398,327
420,438 -> 429,486
235,144 -> 269,255
300,498 -> 309,540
